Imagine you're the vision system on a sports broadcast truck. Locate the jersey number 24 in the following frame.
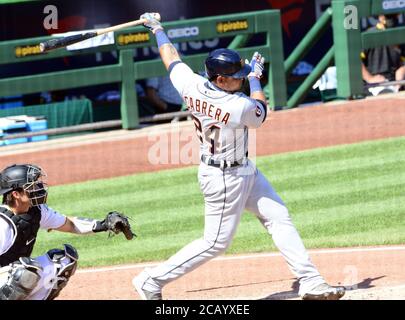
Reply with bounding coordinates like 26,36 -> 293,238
191,115 -> 221,155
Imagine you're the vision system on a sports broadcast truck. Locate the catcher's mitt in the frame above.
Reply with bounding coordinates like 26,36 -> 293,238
94,211 -> 136,240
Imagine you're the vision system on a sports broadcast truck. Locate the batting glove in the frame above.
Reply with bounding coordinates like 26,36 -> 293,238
140,12 -> 163,34
246,52 -> 265,79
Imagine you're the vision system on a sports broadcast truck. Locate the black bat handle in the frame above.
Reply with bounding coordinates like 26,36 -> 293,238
39,32 -> 98,52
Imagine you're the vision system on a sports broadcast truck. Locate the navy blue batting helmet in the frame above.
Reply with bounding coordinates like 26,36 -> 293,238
205,48 -> 251,80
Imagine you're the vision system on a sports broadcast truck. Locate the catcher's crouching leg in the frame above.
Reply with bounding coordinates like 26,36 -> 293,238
0,257 -> 42,300
45,244 -> 79,300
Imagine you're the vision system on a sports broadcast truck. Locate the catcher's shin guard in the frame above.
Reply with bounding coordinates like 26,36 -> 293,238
0,257 -> 42,300
45,244 -> 79,300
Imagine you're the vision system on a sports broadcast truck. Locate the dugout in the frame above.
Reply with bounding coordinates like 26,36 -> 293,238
1,3 -> 404,139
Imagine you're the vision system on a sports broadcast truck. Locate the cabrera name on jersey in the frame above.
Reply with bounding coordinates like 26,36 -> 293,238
170,63 -> 266,162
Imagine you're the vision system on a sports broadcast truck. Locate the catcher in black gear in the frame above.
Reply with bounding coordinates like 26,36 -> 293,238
0,163 -> 135,300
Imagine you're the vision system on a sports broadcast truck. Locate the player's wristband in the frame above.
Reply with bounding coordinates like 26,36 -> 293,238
249,77 -> 262,93
155,29 -> 171,48
71,217 -> 98,234
168,60 -> 182,74
92,220 -> 108,233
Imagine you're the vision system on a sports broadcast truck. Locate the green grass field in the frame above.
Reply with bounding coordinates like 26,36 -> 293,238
32,136 -> 405,267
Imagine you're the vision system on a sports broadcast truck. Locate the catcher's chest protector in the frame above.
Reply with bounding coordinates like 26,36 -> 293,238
0,206 -> 41,267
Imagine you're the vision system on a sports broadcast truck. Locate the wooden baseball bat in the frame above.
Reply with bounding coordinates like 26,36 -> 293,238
39,13 -> 161,52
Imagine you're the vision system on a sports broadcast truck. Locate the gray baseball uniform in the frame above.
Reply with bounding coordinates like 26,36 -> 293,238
139,62 -> 326,296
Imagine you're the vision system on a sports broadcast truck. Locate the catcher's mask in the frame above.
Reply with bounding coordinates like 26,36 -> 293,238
0,164 -> 48,207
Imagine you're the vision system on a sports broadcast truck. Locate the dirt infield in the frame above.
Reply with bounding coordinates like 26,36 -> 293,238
1,93 -> 405,300
58,246 -> 405,300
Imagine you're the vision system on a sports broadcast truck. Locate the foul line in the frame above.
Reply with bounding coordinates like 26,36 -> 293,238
77,245 -> 405,274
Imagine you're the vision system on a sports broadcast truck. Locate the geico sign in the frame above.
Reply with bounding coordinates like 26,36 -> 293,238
383,0 -> 405,9
167,27 -> 199,39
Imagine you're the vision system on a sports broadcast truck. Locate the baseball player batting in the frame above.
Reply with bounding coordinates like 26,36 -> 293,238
0,164 -> 135,300
133,13 -> 345,300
